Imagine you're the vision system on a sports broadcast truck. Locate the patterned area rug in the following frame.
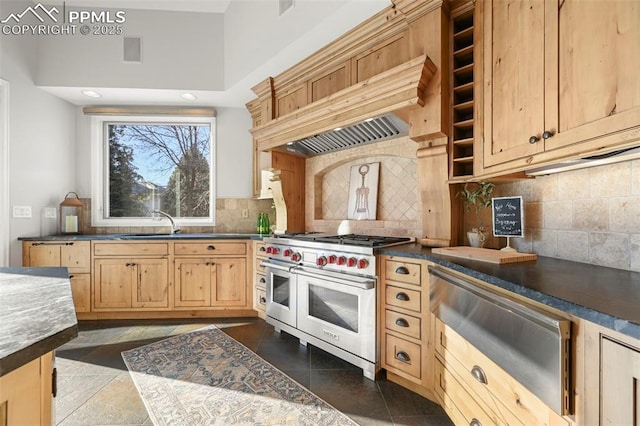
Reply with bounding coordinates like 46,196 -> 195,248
121,325 -> 358,425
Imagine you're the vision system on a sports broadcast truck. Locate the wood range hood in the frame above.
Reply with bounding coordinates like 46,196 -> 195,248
250,54 -> 438,157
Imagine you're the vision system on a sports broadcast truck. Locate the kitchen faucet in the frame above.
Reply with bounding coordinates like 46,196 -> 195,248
153,210 -> 180,234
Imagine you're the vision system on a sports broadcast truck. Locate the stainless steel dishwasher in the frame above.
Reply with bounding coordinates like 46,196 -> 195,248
429,265 -> 571,415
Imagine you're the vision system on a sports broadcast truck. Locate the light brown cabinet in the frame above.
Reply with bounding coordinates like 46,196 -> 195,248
253,241 -> 267,318
481,0 -> 640,174
92,241 -> 170,311
93,257 -> 169,309
0,351 -> 53,426
601,337 -> 640,425
174,257 -> 247,308
173,241 -> 250,310
378,256 -> 435,400
22,241 -> 91,314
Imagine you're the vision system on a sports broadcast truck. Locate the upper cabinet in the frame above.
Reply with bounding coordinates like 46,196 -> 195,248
480,0 -> 640,175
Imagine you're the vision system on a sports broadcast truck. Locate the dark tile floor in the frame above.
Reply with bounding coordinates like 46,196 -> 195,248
54,318 -> 453,426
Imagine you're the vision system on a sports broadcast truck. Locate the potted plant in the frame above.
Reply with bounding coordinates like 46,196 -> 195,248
457,181 -> 495,247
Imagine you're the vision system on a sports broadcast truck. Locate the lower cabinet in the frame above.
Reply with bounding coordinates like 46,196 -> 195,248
93,258 -> 169,309
69,273 -> 91,313
253,241 -> 267,318
0,351 -> 53,426
378,256 -> 435,400
601,337 -> 640,425
174,257 -> 247,308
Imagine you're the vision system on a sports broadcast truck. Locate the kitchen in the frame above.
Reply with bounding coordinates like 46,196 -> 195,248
1,0 -> 640,425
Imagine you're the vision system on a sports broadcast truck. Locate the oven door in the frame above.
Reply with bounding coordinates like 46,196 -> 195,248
263,260 -> 297,328
295,267 -> 376,363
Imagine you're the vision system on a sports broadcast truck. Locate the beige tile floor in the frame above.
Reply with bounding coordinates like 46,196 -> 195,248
54,318 -> 453,426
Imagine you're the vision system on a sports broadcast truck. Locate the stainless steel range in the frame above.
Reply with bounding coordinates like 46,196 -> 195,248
260,233 -> 413,380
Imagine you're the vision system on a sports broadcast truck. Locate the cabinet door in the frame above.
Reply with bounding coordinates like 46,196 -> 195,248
133,258 -> 169,308
69,273 -> 91,313
601,337 -> 640,425
546,0 -> 640,151
483,0 -> 546,167
94,259 -> 134,308
174,258 -> 212,307
211,258 -> 247,307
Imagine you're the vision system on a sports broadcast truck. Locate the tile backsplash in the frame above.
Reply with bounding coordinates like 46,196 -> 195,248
477,160 -> 640,272
85,197 -> 274,235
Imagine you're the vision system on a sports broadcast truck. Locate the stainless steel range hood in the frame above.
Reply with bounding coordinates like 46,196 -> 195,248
526,145 -> 640,176
280,113 -> 408,157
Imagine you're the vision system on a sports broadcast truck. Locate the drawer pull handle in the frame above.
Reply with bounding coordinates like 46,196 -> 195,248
259,296 -> 266,304
529,135 -> 540,144
395,292 -> 409,301
395,266 -> 409,275
69,274 -> 75,279
471,365 -> 488,385
470,419 -> 482,426
395,318 -> 409,327
259,277 -> 266,284
207,245 -> 216,250
395,351 -> 411,363
259,246 -> 266,252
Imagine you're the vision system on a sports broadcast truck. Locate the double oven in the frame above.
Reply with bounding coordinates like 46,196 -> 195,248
261,234 -> 411,380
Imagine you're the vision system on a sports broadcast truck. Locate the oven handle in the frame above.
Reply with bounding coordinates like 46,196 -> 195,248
293,266 -> 375,290
260,260 -> 294,273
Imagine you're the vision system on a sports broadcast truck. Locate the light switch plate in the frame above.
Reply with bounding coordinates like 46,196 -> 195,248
13,205 -> 32,218
44,207 -> 57,218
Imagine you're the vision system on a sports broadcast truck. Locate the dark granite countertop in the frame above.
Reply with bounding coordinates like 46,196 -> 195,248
377,244 -> 640,341
19,233 -> 265,241
0,267 -> 79,376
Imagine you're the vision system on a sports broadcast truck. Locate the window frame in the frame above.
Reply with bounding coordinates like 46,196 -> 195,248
91,114 -> 216,228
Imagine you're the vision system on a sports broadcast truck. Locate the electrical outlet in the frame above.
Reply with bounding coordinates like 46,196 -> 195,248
13,205 -> 32,218
44,207 -> 57,218
241,209 -> 249,218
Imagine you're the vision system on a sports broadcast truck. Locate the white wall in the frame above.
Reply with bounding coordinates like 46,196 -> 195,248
36,8 -> 224,91
215,107 -> 253,197
1,0 -> 77,266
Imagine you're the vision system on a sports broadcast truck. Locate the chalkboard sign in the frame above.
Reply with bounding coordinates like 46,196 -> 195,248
492,196 -> 524,237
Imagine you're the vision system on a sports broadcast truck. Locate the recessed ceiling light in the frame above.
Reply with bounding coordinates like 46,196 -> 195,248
181,93 -> 197,101
81,90 -> 102,98
334,127 -> 342,131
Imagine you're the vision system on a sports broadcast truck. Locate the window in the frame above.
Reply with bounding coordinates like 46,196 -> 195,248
91,115 -> 216,228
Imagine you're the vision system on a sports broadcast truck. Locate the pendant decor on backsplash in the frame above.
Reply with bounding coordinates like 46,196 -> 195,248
347,162 -> 379,220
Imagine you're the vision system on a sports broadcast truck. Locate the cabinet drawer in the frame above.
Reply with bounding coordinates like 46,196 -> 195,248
385,309 -> 421,340
174,242 -> 246,256
255,272 -> 266,290
385,285 -> 421,313
435,320 -> 568,426
435,359 -> 508,426
255,258 -> 266,274
93,242 -> 169,256
385,259 -> 421,286
384,333 -> 421,379
255,287 -> 266,311
255,241 -> 267,258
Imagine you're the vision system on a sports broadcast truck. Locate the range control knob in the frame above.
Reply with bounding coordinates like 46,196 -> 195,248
316,256 -> 328,267
357,259 -> 369,269
270,247 -> 280,255
328,255 -> 337,264
291,252 -> 302,262
336,256 -> 347,266
283,249 -> 292,257
265,246 -> 274,254
347,257 -> 357,267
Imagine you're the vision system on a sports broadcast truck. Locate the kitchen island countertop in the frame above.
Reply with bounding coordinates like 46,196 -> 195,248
377,243 -> 640,341
0,267 -> 78,376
